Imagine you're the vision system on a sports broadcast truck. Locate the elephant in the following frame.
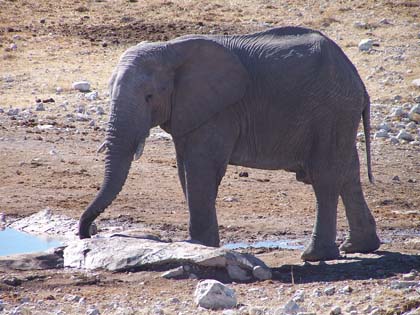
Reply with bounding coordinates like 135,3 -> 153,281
78,26 -> 380,261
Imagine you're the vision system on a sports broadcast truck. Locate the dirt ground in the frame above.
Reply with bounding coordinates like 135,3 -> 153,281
0,0 -> 419,314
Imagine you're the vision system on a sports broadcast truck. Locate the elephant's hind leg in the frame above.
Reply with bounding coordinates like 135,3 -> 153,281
339,148 -> 380,253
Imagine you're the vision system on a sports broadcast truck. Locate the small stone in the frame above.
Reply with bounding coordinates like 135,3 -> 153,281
358,39 -> 374,51
239,171 -> 249,177
96,106 -> 105,115
412,78 -> 420,88
7,108 -> 19,116
222,310 -> 237,315
389,137 -> 399,145
390,107 -> 406,118
397,130 -> 414,141
223,196 -> 239,202
249,307 -> 265,315
409,104 -> 420,123
72,81 -> 91,92
86,306 -> 100,315
252,265 -> 272,281
194,280 -> 237,310
35,103 -> 45,111
312,288 -> 322,297
324,287 -> 335,296
406,121 -> 417,129
374,129 -> 389,139
330,306 -> 341,315
292,289 -> 305,302
283,300 -> 301,315
85,91 -> 98,101
369,308 -> 381,315
76,113 -> 90,122
340,285 -> 353,294
345,305 -> 357,313
3,276 -> 23,286
390,280 -> 418,289
354,21 -> 367,29
10,43 -> 17,50
402,272 -> 416,281
377,122 -> 392,131
392,175 -> 400,181
56,87 -> 63,94
161,266 -> 184,279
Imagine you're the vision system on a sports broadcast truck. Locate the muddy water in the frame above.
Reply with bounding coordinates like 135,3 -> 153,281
0,228 -> 62,256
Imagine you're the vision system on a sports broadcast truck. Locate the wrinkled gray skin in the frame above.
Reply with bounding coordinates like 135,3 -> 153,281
79,27 -> 380,261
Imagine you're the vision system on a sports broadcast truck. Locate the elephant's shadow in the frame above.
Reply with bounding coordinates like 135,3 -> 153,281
271,251 -> 420,284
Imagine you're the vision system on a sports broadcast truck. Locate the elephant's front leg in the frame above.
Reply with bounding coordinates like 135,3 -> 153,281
301,176 -> 341,261
176,134 -> 232,247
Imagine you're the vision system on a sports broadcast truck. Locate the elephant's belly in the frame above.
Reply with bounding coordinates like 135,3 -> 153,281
229,146 -> 299,171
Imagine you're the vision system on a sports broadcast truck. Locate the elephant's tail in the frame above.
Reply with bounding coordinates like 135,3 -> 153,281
362,92 -> 374,184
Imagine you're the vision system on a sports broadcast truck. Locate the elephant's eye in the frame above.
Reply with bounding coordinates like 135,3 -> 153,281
145,94 -> 153,103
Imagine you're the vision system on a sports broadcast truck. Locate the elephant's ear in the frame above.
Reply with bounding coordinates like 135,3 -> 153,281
169,38 -> 250,137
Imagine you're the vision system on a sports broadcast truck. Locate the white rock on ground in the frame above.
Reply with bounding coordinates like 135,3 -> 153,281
194,280 -> 237,310
72,81 -> 91,92
358,39 -> 374,51
409,104 -> 420,123
397,130 -> 414,141
412,78 -> 420,88
85,91 -> 98,101
282,300 -> 302,315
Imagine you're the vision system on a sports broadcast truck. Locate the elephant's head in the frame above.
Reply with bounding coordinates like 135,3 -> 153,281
78,37 -> 249,239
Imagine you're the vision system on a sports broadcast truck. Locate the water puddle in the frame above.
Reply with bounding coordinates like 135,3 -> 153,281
224,239 -> 305,251
0,228 -> 63,256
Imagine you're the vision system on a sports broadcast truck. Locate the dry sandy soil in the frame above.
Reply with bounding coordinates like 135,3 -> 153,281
0,0 -> 419,314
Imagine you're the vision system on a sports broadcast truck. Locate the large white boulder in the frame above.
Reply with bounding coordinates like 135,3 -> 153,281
194,280 -> 237,310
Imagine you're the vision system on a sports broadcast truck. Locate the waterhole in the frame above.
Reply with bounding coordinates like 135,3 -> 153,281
224,239 -> 305,250
0,228 -> 62,256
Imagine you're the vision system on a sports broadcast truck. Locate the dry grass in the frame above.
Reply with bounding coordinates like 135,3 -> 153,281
0,0 -> 419,109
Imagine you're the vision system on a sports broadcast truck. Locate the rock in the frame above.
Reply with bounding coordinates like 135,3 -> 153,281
390,137 -> 399,145
75,113 -> 90,122
10,43 -> 17,50
249,307 -> 265,315
223,196 -> 239,202
7,108 -> 20,116
75,105 -> 85,113
403,272 -> 417,281
85,91 -> 98,101
64,234 -> 268,274
3,276 -> 23,286
397,130 -> 414,141
339,285 -> 353,294
252,265 -> 272,281
35,103 -> 45,111
369,308 -> 381,315
72,81 -> 91,92
412,78 -> 420,88
227,264 -> 251,281
406,122 -> 417,129
354,21 -> 368,29
239,171 -> 249,177
324,287 -> 335,296
330,306 -> 341,315
312,288 -> 322,297
161,266 -> 184,279
409,104 -> 420,123
96,106 -> 105,115
292,289 -> 305,302
390,107 -> 406,118
283,300 -> 301,315
87,306 -> 100,315
56,87 -> 63,94
390,280 -> 419,289
358,39 -> 374,51
374,129 -> 389,139
194,280 -> 237,310
377,122 -> 392,131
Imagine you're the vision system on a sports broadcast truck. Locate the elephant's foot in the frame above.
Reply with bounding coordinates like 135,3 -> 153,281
339,232 -> 380,254
189,228 -> 220,247
301,241 -> 340,262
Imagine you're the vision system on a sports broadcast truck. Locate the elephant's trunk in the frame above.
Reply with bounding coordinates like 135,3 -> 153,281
78,145 -> 134,238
